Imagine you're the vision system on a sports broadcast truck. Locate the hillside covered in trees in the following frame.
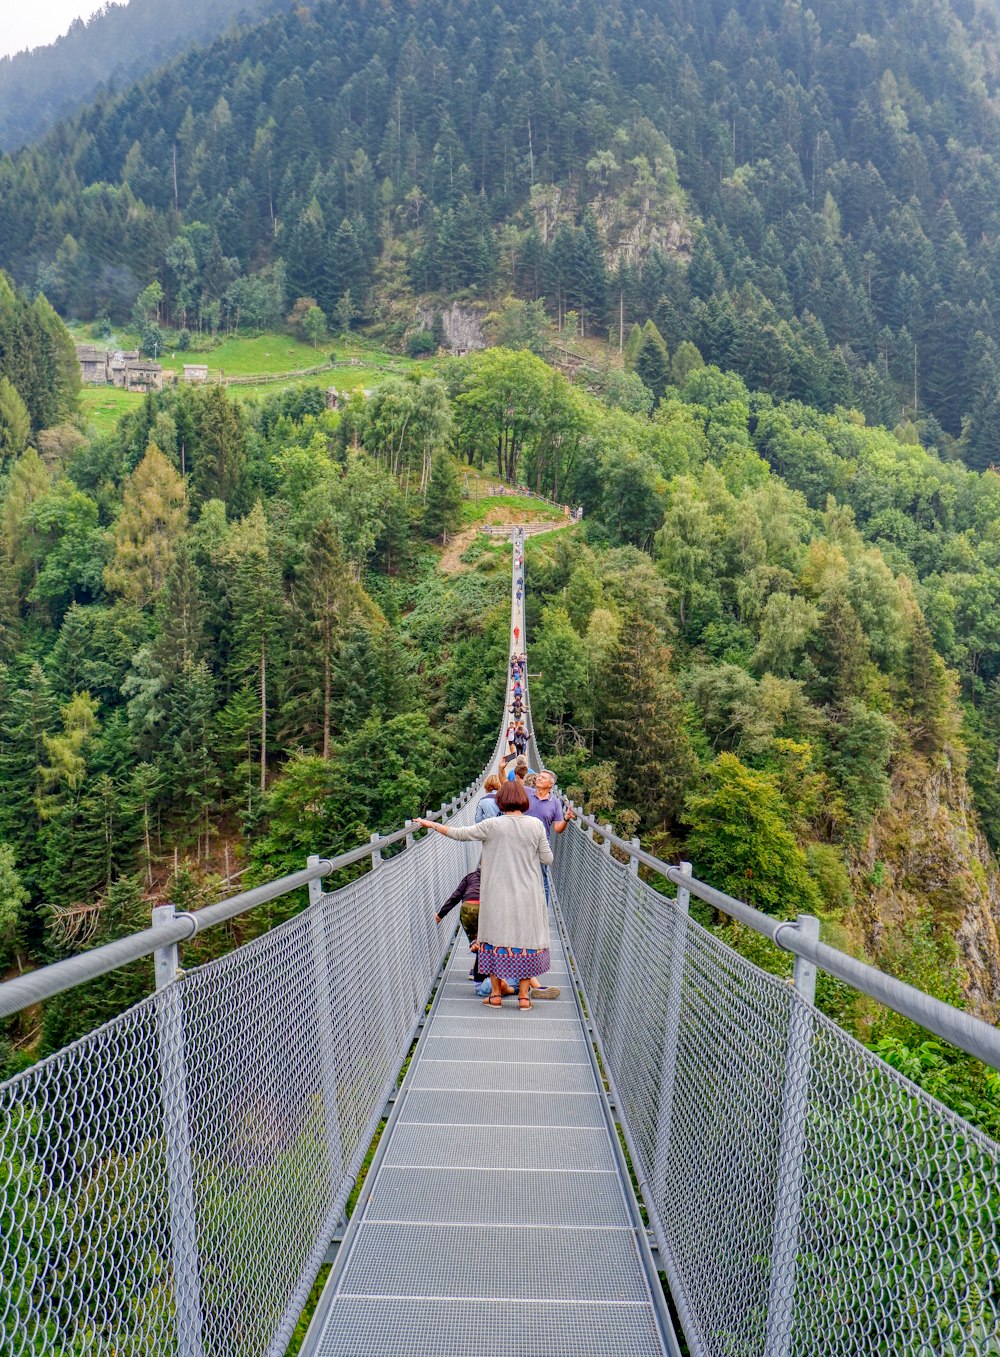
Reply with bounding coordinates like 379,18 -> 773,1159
6,0 -> 1000,457
0,0 -> 288,152
2,261 -> 1000,1128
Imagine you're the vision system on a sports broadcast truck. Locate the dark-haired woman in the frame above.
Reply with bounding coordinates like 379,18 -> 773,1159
416,779 -> 553,1010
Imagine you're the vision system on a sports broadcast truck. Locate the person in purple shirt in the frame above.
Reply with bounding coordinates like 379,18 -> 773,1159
526,771 -> 575,840
523,769 -> 574,997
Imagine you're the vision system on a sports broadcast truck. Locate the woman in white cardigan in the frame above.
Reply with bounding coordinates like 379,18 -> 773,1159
417,779 -> 553,1010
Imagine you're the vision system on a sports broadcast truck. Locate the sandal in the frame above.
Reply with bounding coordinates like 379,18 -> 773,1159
483,994 -> 503,1007
518,995 -> 532,1010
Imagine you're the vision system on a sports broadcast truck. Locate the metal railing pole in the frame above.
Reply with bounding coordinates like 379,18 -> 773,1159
765,913 -> 820,1357
651,862 -> 691,1217
153,905 -> 205,1357
307,857 -> 343,1188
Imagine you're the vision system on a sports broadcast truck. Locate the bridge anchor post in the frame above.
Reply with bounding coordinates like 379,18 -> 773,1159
153,905 -> 206,1357
765,913 -> 820,1357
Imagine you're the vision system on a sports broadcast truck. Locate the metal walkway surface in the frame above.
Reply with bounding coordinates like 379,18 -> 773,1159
301,906 -> 679,1357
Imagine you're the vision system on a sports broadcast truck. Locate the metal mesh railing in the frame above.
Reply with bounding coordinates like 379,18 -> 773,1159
0,808 -> 483,1357
551,824 -> 1000,1357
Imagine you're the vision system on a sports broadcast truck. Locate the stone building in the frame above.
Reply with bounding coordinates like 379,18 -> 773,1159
75,344 -> 109,384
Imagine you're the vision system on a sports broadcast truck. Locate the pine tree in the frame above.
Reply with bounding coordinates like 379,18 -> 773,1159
423,452 -> 462,543
598,615 -> 694,827
190,384 -> 248,506
0,376 -> 30,469
0,665 -> 57,910
633,320 -> 671,404
0,550 -> 19,663
224,503 -> 284,793
104,444 -> 187,606
281,518 -> 351,759
622,323 -> 643,371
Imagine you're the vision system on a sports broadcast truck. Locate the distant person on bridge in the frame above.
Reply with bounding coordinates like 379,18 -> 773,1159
507,755 -> 535,781
512,723 -> 528,756
417,779 -> 553,1010
475,773 -> 502,821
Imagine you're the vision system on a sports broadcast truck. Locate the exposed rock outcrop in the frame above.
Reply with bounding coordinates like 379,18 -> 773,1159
416,303 -> 486,354
852,752 -> 1000,1021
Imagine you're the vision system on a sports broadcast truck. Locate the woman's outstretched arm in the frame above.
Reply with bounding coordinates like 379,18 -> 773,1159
415,818 -> 490,842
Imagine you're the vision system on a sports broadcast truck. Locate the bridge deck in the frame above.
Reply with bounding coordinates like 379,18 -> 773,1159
302,910 -> 677,1357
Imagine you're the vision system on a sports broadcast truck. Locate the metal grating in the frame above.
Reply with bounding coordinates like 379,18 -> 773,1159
364,1165 -> 632,1227
411,1058 -> 598,1094
337,1222 -> 650,1300
312,1297 -> 668,1357
305,921 -> 676,1356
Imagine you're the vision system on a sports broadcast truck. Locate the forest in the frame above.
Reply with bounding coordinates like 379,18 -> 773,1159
6,0 -> 1000,455
0,253 -> 999,1130
0,0 -> 287,152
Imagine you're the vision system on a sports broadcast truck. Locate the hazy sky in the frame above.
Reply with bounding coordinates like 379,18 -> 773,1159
1,2 -> 111,60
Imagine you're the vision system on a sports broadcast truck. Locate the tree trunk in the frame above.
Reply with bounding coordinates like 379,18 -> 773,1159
144,796 -> 152,888
323,615 -> 331,760
259,636 -> 267,794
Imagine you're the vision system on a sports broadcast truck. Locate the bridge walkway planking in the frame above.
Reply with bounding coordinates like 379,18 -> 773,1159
301,902 -> 680,1357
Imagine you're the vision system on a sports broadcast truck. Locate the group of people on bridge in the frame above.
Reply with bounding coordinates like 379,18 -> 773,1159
418,532 -> 575,1009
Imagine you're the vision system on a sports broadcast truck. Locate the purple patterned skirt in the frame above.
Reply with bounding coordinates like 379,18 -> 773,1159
477,941 -> 550,980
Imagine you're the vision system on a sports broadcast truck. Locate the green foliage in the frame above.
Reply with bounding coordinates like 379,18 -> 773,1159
423,453 -> 462,543
0,378 -> 30,469
683,752 -> 822,917
633,321 -> 670,405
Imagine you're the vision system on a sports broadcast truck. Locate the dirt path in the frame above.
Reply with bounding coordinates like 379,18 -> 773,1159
438,527 -> 481,572
438,516 -> 571,573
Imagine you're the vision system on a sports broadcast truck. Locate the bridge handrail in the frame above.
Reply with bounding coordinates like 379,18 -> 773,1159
566,808 -> 1000,1071
0,803 -> 462,1021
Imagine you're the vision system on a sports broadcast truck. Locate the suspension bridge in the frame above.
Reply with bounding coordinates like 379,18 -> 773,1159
1,532 -> 999,1357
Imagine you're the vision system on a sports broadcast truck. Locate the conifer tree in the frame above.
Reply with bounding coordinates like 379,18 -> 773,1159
0,551 -> 19,663
0,664 -> 57,907
224,503 -> 284,792
623,323 -> 643,372
423,452 -> 462,543
104,443 -> 187,606
598,614 -> 694,826
281,518 -> 351,759
0,376 -> 30,469
633,320 -> 671,404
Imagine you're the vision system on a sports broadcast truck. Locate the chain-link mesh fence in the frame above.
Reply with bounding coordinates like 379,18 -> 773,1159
551,823 -> 1000,1357
0,803 -> 485,1357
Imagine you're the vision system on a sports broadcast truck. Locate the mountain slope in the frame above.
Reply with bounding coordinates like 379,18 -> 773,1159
5,0 -> 1000,451
0,0 -> 288,152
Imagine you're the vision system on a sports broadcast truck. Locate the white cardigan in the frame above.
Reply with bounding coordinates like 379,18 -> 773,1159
445,814 -> 554,951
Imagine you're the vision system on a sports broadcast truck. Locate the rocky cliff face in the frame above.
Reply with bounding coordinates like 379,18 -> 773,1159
415,303 -> 486,354
852,750 -> 1000,1021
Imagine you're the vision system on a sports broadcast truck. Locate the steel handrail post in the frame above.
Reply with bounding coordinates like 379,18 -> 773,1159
306,857 -> 344,1193
651,862 -> 691,1222
152,905 -> 205,1357
765,914 -> 820,1357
